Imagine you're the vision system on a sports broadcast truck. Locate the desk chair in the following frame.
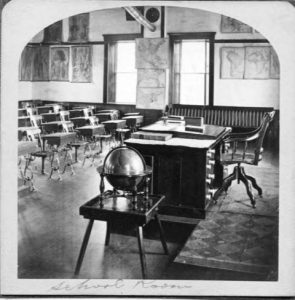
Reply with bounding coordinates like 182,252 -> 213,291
18,130 -> 41,190
25,128 -> 48,175
213,111 -> 275,208
26,107 -> 37,117
88,116 -> 99,126
59,121 -> 78,175
125,116 -> 143,133
62,121 -> 75,133
30,115 -> 43,128
60,111 -> 70,122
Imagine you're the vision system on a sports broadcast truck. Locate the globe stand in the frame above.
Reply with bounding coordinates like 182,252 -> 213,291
97,145 -> 153,211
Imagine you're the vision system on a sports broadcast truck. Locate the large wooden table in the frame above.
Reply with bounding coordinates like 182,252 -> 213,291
125,121 -> 231,221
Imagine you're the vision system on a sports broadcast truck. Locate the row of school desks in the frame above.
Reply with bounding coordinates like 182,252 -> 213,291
18,105 -> 144,135
18,105 -> 144,181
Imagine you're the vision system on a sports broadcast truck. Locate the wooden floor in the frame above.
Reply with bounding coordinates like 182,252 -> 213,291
18,144 -> 279,280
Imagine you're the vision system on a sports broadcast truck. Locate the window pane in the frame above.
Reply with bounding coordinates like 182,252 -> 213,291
180,74 -> 206,105
181,41 -> 206,73
117,42 -> 136,72
205,41 -> 210,73
116,73 -> 137,103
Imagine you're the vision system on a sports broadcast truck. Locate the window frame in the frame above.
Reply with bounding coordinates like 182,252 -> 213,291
169,32 -> 216,107
103,33 -> 142,105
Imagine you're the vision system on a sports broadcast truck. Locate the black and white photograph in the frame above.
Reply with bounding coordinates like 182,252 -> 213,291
1,0 -> 295,297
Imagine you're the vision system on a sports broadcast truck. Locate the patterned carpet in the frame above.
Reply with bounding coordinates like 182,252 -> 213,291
175,164 -> 279,277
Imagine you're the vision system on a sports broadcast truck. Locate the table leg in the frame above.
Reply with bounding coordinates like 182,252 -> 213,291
75,146 -> 78,163
41,156 -> 45,174
136,226 -> 147,279
155,214 -> 169,255
105,221 -> 111,246
74,219 -> 94,277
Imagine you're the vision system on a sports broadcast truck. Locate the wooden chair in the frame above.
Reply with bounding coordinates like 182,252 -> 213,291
213,111 -> 275,208
88,116 -> 99,126
60,111 -> 70,122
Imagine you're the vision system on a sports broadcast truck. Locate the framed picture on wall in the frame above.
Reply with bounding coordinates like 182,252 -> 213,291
270,47 -> 280,79
43,20 -> 63,43
221,16 -> 253,33
19,46 -> 33,81
32,46 -> 50,81
71,46 -> 92,83
50,47 -> 69,81
244,46 -> 271,79
220,47 -> 245,79
68,13 -> 89,42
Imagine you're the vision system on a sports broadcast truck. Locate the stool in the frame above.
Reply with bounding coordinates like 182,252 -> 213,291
71,141 -> 88,163
31,151 -> 48,174
116,128 -> 130,145
94,133 -> 112,154
47,147 -> 62,181
74,194 -> 168,279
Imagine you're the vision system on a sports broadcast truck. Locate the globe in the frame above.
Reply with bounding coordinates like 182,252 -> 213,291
99,145 -> 151,191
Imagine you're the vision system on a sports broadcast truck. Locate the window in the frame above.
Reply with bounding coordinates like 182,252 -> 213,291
170,33 -> 215,106
104,34 -> 141,104
115,41 -> 137,103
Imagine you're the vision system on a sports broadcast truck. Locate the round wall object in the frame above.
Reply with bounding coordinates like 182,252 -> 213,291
145,7 -> 160,23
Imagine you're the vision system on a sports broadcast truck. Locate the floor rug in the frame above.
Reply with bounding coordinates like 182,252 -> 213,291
175,165 -> 279,276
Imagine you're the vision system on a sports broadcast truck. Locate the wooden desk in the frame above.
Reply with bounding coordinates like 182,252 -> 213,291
41,121 -> 72,133
74,194 -> 168,279
95,109 -> 120,119
140,120 -> 228,140
94,113 -> 113,123
18,141 -> 38,156
18,116 -> 31,127
36,106 -> 54,115
42,132 -> 77,148
125,122 -> 231,221
76,125 -> 105,138
18,108 -> 28,117
18,126 -> 40,141
41,112 -> 61,123
70,117 -> 89,128
102,119 -> 126,133
69,109 -> 84,118
122,115 -> 144,129
41,132 -> 77,177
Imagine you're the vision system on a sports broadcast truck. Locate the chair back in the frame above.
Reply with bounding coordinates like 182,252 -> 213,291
88,116 -> 99,126
30,115 -> 40,127
26,107 -> 36,117
60,111 -> 70,122
253,111 -> 275,165
25,128 -> 42,147
62,121 -> 75,133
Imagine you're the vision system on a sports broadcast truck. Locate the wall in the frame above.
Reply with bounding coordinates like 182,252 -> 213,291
18,6 -> 279,109
166,7 -> 279,109
2,0 -> 295,296
18,8 -> 141,102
